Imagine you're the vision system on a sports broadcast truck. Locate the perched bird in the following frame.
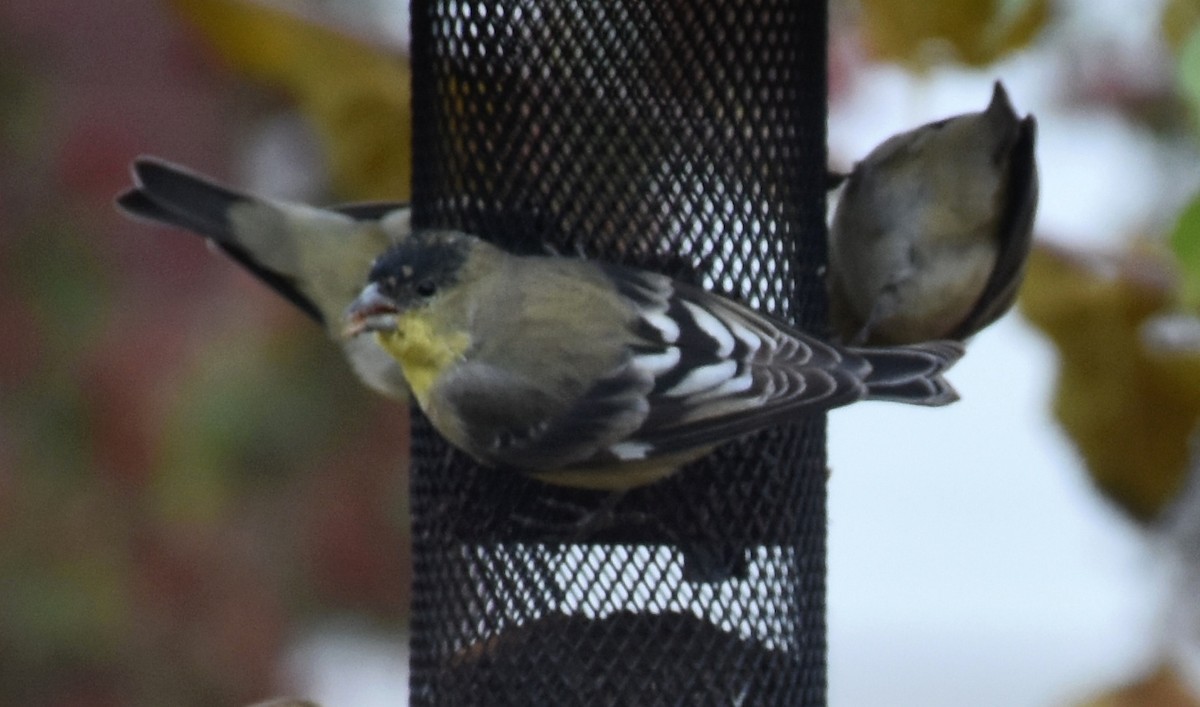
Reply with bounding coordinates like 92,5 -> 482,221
345,230 -> 963,490
116,156 -> 413,399
828,80 -> 1039,345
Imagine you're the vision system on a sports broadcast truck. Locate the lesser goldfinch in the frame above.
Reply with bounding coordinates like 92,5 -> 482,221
345,230 -> 963,490
116,156 -> 412,399
828,81 -> 1038,345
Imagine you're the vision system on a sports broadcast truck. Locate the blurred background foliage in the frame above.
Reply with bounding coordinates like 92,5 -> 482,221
0,0 -> 409,704
3,0 -> 1200,704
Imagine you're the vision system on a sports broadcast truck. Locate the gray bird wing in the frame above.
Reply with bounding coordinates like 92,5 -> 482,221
435,359 -> 653,471
952,114 -> 1038,339
444,265 -> 875,473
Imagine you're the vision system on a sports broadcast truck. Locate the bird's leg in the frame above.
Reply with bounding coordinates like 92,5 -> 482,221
507,489 -> 647,541
507,490 -> 748,583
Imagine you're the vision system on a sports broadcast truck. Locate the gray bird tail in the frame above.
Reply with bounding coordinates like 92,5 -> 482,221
116,157 -> 248,243
115,157 -> 326,324
856,340 -> 963,406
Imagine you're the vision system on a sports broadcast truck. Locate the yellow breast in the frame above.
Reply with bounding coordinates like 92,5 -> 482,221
372,313 -> 470,407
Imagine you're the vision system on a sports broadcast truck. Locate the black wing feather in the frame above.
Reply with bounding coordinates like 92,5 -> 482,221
436,260 -> 960,475
483,265 -> 878,471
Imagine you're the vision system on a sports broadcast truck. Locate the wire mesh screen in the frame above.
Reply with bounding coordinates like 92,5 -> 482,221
409,1 -> 828,704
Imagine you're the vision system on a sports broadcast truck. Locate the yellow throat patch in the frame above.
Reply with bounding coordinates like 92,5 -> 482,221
372,312 -> 470,406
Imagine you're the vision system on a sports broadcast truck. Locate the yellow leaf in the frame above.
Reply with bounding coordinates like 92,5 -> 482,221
171,0 -> 411,201
1164,0 -> 1200,53
1073,663 -> 1200,707
1020,243 -> 1198,521
858,0 -> 1049,68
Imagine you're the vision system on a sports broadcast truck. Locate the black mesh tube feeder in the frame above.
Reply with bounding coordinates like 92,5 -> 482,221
408,1 -> 829,703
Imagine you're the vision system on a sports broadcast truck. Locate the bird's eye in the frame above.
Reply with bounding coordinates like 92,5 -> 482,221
415,279 -> 437,297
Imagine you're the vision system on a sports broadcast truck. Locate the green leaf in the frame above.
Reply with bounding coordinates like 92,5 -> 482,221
1169,191 -> 1200,310
1178,26 -> 1200,129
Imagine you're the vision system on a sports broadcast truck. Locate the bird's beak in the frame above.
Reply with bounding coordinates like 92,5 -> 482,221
343,282 -> 400,338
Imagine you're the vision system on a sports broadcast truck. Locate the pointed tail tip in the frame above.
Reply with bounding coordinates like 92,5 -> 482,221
925,378 -> 961,407
867,376 -> 961,407
114,187 -> 146,214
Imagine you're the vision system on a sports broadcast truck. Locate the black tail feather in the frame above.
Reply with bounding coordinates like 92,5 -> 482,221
857,340 -> 963,406
117,157 -> 246,242
115,157 -> 324,324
